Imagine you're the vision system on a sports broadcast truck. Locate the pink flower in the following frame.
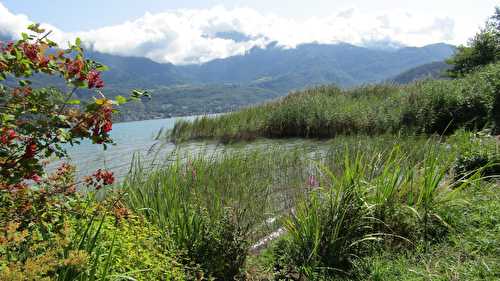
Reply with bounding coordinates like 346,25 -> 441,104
23,140 -> 37,159
31,174 -> 42,183
307,175 -> 319,188
87,70 -> 104,88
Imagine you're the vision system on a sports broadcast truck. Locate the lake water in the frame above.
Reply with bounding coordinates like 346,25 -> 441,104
52,115 -> 329,180
49,116 -> 198,179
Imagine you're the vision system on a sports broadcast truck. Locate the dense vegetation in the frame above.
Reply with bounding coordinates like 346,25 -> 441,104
170,62 -> 500,143
388,61 -> 450,84
2,7 -> 500,281
447,7 -> 499,78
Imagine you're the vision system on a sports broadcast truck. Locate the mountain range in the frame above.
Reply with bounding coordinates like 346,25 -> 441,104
0,33 -> 456,120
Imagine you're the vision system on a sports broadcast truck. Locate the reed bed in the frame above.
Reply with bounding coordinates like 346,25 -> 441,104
170,63 -> 500,143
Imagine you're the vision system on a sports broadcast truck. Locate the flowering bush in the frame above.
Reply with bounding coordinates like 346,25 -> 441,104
0,26 -> 189,281
0,24 -> 147,185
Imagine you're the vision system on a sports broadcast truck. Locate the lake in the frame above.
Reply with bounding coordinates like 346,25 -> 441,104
49,116 -> 199,179
53,115 -> 330,180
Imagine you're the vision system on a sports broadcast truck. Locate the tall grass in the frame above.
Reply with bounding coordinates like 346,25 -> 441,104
267,133 -> 484,279
119,132 -> 494,278
170,62 -> 500,143
123,147 -> 314,279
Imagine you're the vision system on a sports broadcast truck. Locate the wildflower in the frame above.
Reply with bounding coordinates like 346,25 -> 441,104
307,175 -> 319,188
85,169 -> 115,190
65,59 -> 84,77
0,128 -> 17,144
23,140 -> 37,158
113,206 -> 130,220
21,42 -> 39,62
102,120 -> 112,133
87,70 -> 104,88
38,56 -> 50,68
30,174 -> 42,183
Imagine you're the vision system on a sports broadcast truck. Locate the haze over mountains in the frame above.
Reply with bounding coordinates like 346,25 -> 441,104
0,33 -> 455,120
90,42 -> 455,90
92,42 -> 455,120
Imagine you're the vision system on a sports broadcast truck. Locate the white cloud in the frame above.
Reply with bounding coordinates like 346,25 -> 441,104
0,3 -> 459,64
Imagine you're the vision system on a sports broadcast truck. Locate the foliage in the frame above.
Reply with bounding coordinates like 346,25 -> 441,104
275,176 -> 374,278
0,26 -> 148,185
352,182 -> 500,281
123,148 -> 311,280
447,7 -> 500,77
171,63 -> 500,143
0,161 -> 186,281
0,27 -> 164,281
452,132 -> 500,181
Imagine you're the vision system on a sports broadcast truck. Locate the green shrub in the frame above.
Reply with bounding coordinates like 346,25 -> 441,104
454,152 -> 500,181
273,172 -> 374,278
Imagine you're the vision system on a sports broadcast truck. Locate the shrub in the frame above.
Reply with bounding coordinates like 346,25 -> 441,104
0,27 -> 154,280
274,172 -> 374,278
181,208 -> 249,280
454,152 -> 500,181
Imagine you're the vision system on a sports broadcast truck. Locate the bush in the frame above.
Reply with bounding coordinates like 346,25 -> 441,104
454,152 -> 500,181
273,177 -> 373,279
181,208 -> 249,280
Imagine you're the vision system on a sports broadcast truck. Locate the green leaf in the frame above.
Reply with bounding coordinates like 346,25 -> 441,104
27,23 -> 46,34
1,113 -> 15,122
131,89 -> 151,99
115,95 -> 127,105
45,39 -> 58,47
67,99 -> 81,105
19,80 -> 32,87
95,64 -> 110,71
75,37 -> 82,47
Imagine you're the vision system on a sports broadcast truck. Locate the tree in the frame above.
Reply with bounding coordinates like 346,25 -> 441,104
447,7 -> 500,77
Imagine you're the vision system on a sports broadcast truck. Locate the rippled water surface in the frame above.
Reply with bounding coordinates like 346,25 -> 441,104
52,115 -> 331,180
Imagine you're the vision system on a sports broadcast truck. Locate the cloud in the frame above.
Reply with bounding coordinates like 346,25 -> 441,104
0,3 -> 458,64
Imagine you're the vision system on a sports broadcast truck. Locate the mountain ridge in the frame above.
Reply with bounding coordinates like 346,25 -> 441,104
0,33 -> 457,120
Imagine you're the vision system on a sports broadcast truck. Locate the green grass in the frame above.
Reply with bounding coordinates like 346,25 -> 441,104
118,130 -> 498,280
352,181 -> 500,281
3,129 -> 498,280
170,62 -> 500,143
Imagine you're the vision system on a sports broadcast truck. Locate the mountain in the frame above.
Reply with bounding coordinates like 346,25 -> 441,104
389,61 -> 451,84
78,42 -> 455,92
179,43 -> 456,91
1,34 -> 456,120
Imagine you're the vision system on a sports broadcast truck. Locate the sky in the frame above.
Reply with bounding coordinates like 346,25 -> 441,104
0,0 -> 498,64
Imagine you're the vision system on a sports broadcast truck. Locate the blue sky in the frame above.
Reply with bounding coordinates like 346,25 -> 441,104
0,1 -> 498,64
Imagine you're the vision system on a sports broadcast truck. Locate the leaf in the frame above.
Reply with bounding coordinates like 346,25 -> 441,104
95,64 -> 110,71
45,39 -> 58,47
27,23 -> 46,34
75,37 -> 82,47
131,89 -> 151,99
1,113 -> 15,122
19,80 -> 32,87
115,95 -> 127,105
67,99 -> 81,105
